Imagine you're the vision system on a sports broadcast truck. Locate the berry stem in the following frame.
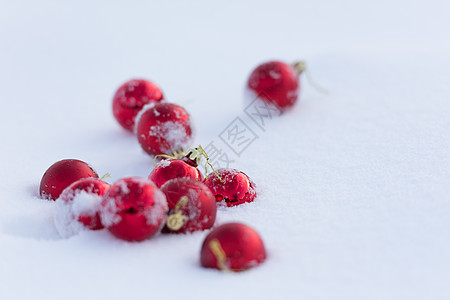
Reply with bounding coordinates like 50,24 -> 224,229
197,145 -> 224,183
166,196 -> 189,231
208,239 -> 230,272
185,145 -> 224,183
174,196 -> 188,212
171,149 -> 187,159
292,61 -> 330,95
153,150 -> 186,166
100,173 -> 112,180
292,61 -> 306,74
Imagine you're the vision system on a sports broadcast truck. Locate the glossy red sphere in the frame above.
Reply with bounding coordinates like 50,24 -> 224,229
247,61 -> 300,110
100,177 -> 168,241
112,79 -> 164,131
149,159 -> 203,188
203,168 -> 256,207
160,178 -> 216,234
54,178 -> 110,237
136,102 -> 194,156
40,159 -> 99,200
200,223 -> 266,271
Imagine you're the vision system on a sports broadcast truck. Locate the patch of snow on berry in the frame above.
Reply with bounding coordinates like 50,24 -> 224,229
100,196 -> 121,227
72,191 -> 102,217
269,70 -> 281,79
186,189 -> 201,219
116,180 -> 130,194
199,214 -> 211,226
187,188 -> 200,203
188,203 -> 201,224
218,168 -> 239,184
148,121 -> 192,154
286,90 -> 298,100
157,159 -> 172,168
54,190 -> 100,238
144,187 -> 168,227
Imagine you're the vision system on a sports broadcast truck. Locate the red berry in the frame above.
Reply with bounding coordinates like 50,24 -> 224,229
136,102 -> 194,156
149,158 -> 203,188
203,168 -> 256,207
200,223 -> 266,271
39,159 -> 99,200
54,178 -> 110,237
100,177 -> 168,241
160,178 -> 216,233
247,61 -> 300,110
112,79 -> 164,131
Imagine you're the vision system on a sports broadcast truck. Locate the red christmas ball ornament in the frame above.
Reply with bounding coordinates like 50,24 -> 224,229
160,177 -> 216,234
40,159 -> 99,200
112,79 -> 164,131
100,177 -> 168,241
149,159 -> 203,188
200,223 -> 266,271
203,168 -> 256,207
149,147 -> 206,187
247,60 -> 304,110
54,178 -> 110,237
136,102 -> 194,156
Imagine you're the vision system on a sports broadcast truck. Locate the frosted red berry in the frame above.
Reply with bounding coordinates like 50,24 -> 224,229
100,177 -> 168,241
160,178 -> 216,234
40,159 -> 99,200
247,60 -> 300,110
200,223 -> 266,271
149,156 -> 203,188
203,168 -> 256,207
54,178 -> 110,237
112,79 -> 164,131
136,102 -> 194,156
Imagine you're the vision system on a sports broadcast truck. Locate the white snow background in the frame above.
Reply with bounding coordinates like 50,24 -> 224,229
1,1 -> 449,299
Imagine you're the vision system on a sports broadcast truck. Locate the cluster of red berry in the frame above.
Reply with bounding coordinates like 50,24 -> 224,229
39,60 -> 303,272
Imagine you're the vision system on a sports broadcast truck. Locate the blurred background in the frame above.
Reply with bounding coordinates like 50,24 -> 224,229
1,1 -> 449,299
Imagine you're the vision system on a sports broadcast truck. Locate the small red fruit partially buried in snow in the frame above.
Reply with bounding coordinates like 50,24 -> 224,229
149,148 -> 205,187
100,177 -> 168,241
203,168 -> 256,207
247,60 -> 303,110
136,102 -> 194,156
40,159 -> 99,200
200,223 -> 266,271
112,79 -> 164,131
160,177 -> 216,234
150,158 -> 204,188
54,178 -> 110,237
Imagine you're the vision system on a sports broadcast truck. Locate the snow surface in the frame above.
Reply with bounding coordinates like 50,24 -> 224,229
1,1 -> 450,300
